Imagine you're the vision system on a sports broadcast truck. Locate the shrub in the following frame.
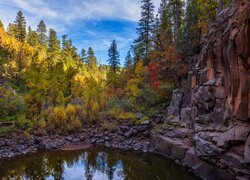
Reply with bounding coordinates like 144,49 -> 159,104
0,86 -> 26,122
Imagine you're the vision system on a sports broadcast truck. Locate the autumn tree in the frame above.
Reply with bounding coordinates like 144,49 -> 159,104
37,20 -> 47,46
14,11 -> 26,42
134,0 -> 155,63
197,0 -> 231,34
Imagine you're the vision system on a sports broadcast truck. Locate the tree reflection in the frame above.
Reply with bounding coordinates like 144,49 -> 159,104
0,148 -> 198,180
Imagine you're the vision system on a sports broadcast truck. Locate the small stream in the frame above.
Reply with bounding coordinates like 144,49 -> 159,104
0,147 -> 199,180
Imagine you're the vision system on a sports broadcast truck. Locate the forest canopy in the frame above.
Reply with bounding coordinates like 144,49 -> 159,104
0,0 -> 231,134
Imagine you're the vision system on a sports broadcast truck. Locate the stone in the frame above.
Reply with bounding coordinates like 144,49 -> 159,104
0,141 -> 6,147
170,143 -> 189,160
135,113 -> 143,119
141,120 -> 150,125
194,134 -> 222,158
136,125 -> 148,133
167,89 -> 183,116
164,128 -> 192,139
216,123 -> 250,148
124,129 -> 133,138
133,143 -> 141,151
34,138 -> 42,145
243,135 -> 250,163
37,142 -> 47,150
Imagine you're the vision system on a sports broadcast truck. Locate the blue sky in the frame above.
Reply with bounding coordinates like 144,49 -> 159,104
0,0 -> 160,65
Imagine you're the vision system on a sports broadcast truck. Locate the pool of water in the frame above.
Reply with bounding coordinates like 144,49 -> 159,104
0,147 -> 199,180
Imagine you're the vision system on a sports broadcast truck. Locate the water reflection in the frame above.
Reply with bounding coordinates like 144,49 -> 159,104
0,147 -> 199,180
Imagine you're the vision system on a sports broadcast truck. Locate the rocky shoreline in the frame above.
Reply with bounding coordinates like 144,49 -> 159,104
1,112 -> 250,180
0,118 -> 152,161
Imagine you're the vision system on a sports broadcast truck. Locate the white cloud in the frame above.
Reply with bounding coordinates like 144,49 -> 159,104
0,0 -> 161,64
0,0 -> 161,28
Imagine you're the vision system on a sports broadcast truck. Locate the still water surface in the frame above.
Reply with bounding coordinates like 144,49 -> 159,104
0,147 -> 199,180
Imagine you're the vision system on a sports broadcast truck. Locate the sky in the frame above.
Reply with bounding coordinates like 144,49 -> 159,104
0,0 -> 161,65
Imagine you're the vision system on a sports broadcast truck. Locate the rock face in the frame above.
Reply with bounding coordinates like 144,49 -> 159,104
152,1 -> 250,179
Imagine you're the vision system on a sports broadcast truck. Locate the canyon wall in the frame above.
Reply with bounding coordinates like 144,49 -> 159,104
153,0 -> 250,179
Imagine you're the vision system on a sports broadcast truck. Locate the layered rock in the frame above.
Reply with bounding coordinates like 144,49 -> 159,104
162,0 -> 250,179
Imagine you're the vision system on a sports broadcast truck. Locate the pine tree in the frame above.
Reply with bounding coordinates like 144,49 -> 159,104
0,19 -> 4,29
47,29 -> 60,69
48,29 -> 60,53
37,20 -> 47,45
62,34 -> 67,50
80,48 -> 87,63
107,40 -> 120,74
27,26 -> 39,46
124,50 -> 133,68
134,0 -> 155,63
181,0 -> 200,55
87,47 -> 97,67
154,0 -> 173,51
168,0 -> 184,45
14,11 -> 26,42
7,23 -> 17,37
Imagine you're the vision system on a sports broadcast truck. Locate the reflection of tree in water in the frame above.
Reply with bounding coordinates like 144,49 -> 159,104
0,148 -> 198,180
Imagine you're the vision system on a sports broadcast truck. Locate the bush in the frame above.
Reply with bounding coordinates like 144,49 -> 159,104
0,86 -> 26,122
45,104 -> 82,132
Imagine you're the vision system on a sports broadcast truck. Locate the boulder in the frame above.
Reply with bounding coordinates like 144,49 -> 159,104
216,123 -> 250,148
167,89 -> 183,116
194,134 -> 223,158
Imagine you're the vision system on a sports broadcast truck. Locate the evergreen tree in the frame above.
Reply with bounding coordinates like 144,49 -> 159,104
47,29 -> 60,69
62,34 -> 67,50
168,0 -> 184,45
154,0 -> 173,52
7,23 -> 17,37
134,0 -> 155,63
48,29 -> 60,53
87,47 -> 97,67
124,50 -> 133,68
107,40 -> 120,74
0,19 -> 4,29
27,26 -> 39,46
181,0 -> 200,55
14,11 -> 26,42
80,48 -> 87,63
37,20 -> 47,45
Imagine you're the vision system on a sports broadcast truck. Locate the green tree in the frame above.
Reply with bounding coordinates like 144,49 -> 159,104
124,50 -> 133,68
48,29 -> 60,54
154,0 -> 173,52
47,29 -> 60,69
168,0 -> 184,45
14,10 -> 26,42
181,0 -> 200,55
134,0 -> 155,63
86,47 -> 97,68
80,48 -> 87,63
0,19 -> 4,29
37,20 -> 47,46
108,40 -> 120,74
27,26 -> 39,46
7,23 -> 17,37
